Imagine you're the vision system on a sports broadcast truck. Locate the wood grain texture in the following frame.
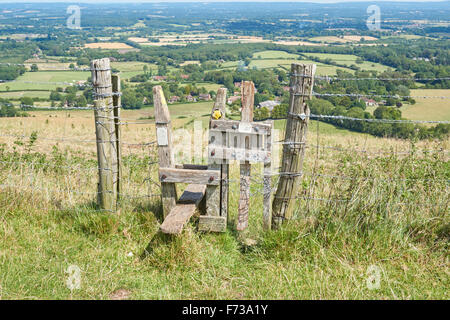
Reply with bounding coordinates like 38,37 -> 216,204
216,88 -> 230,223
237,81 -> 255,231
91,58 -> 116,212
206,88 -> 228,219
160,184 -> 207,235
198,216 -> 227,233
112,74 -> 122,199
159,167 -> 220,185
154,85 -> 177,218
209,120 -> 271,134
178,184 -> 207,204
272,63 -> 316,229
263,120 -> 274,230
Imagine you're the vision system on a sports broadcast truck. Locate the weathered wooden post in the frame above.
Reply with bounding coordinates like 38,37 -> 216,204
237,81 -> 255,231
272,63 -> 316,229
263,120 -> 273,230
112,74 -> 122,199
153,85 -> 177,218
91,58 -> 118,212
206,88 -> 228,222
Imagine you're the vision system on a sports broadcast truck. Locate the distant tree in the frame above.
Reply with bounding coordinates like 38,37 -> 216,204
76,95 -> 87,108
30,64 -> 38,72
20,97 -> 34,107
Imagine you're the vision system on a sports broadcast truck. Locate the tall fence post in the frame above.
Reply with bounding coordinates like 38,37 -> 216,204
263,119 -> 273,231
153,85 -> 177,218
237,81 -> 255,231
206,88 -> 228,222
112,74 -> 122,200
272,63 -> 316,229
91,58 -> 118,212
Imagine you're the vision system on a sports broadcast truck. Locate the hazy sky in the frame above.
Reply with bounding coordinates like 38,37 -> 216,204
0,0 -> 446,3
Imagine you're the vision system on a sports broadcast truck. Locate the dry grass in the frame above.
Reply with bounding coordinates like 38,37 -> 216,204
0,106 -> 448,299
401,89 -> 450,121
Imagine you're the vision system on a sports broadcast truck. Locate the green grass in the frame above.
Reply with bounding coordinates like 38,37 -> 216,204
248,59 -> 354,75
0,136 -> 448,299
0,71 -> 90,91
401,89 -> 450,121
0,91 -> 50,100
303,53 -> 392,72
252,50 -> 300,59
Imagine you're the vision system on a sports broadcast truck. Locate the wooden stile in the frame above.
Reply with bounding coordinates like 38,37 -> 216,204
237,81 -> 255,231
153,85 -> 177,218
272,63 -> 316,229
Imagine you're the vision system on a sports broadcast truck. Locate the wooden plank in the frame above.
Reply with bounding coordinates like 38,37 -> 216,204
206,88 -> 228,218
112,74 -> 122,199
175,164 -> 208,170
154,85 -> 177,218
198,216 -> 227,233
209,146 -> 270,164
210,120 -> 272,134
159,168 -> 220,185
237,81 -> 255,231
160,184 -> 207,234
160,203 -> 197,234
178,184 -> 206,205
91,58 -> 116,212
272,64 -> 316,229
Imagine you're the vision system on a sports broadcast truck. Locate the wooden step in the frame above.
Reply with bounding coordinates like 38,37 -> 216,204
160,184 -> 206,235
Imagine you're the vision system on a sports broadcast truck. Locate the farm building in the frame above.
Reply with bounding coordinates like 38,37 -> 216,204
185,94 -> 197,102
227,95 -> 240,105
199,93 -> 211,101
258,100 -> 281,112
361,97 -> 379,107
168,96 -> 180,104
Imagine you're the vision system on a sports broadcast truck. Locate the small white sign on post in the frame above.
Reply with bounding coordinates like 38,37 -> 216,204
157,127 -> 168,146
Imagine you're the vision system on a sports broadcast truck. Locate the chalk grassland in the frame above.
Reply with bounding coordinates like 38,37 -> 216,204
401,89 -> 450,121
0,101 -> 448,299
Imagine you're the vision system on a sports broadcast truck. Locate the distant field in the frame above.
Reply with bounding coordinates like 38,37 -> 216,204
111,61 -> 156,72
401,89 -> 450,121
0,71 -> 90,91
249,58 -> 353,75
309,36 -> 378,43
180,61 -> 201,66
187,82 -> 222,92
303,53 -> 392,72
0,90 -> 50,99
252,50 -> 300,59
84,42 -> 134,49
